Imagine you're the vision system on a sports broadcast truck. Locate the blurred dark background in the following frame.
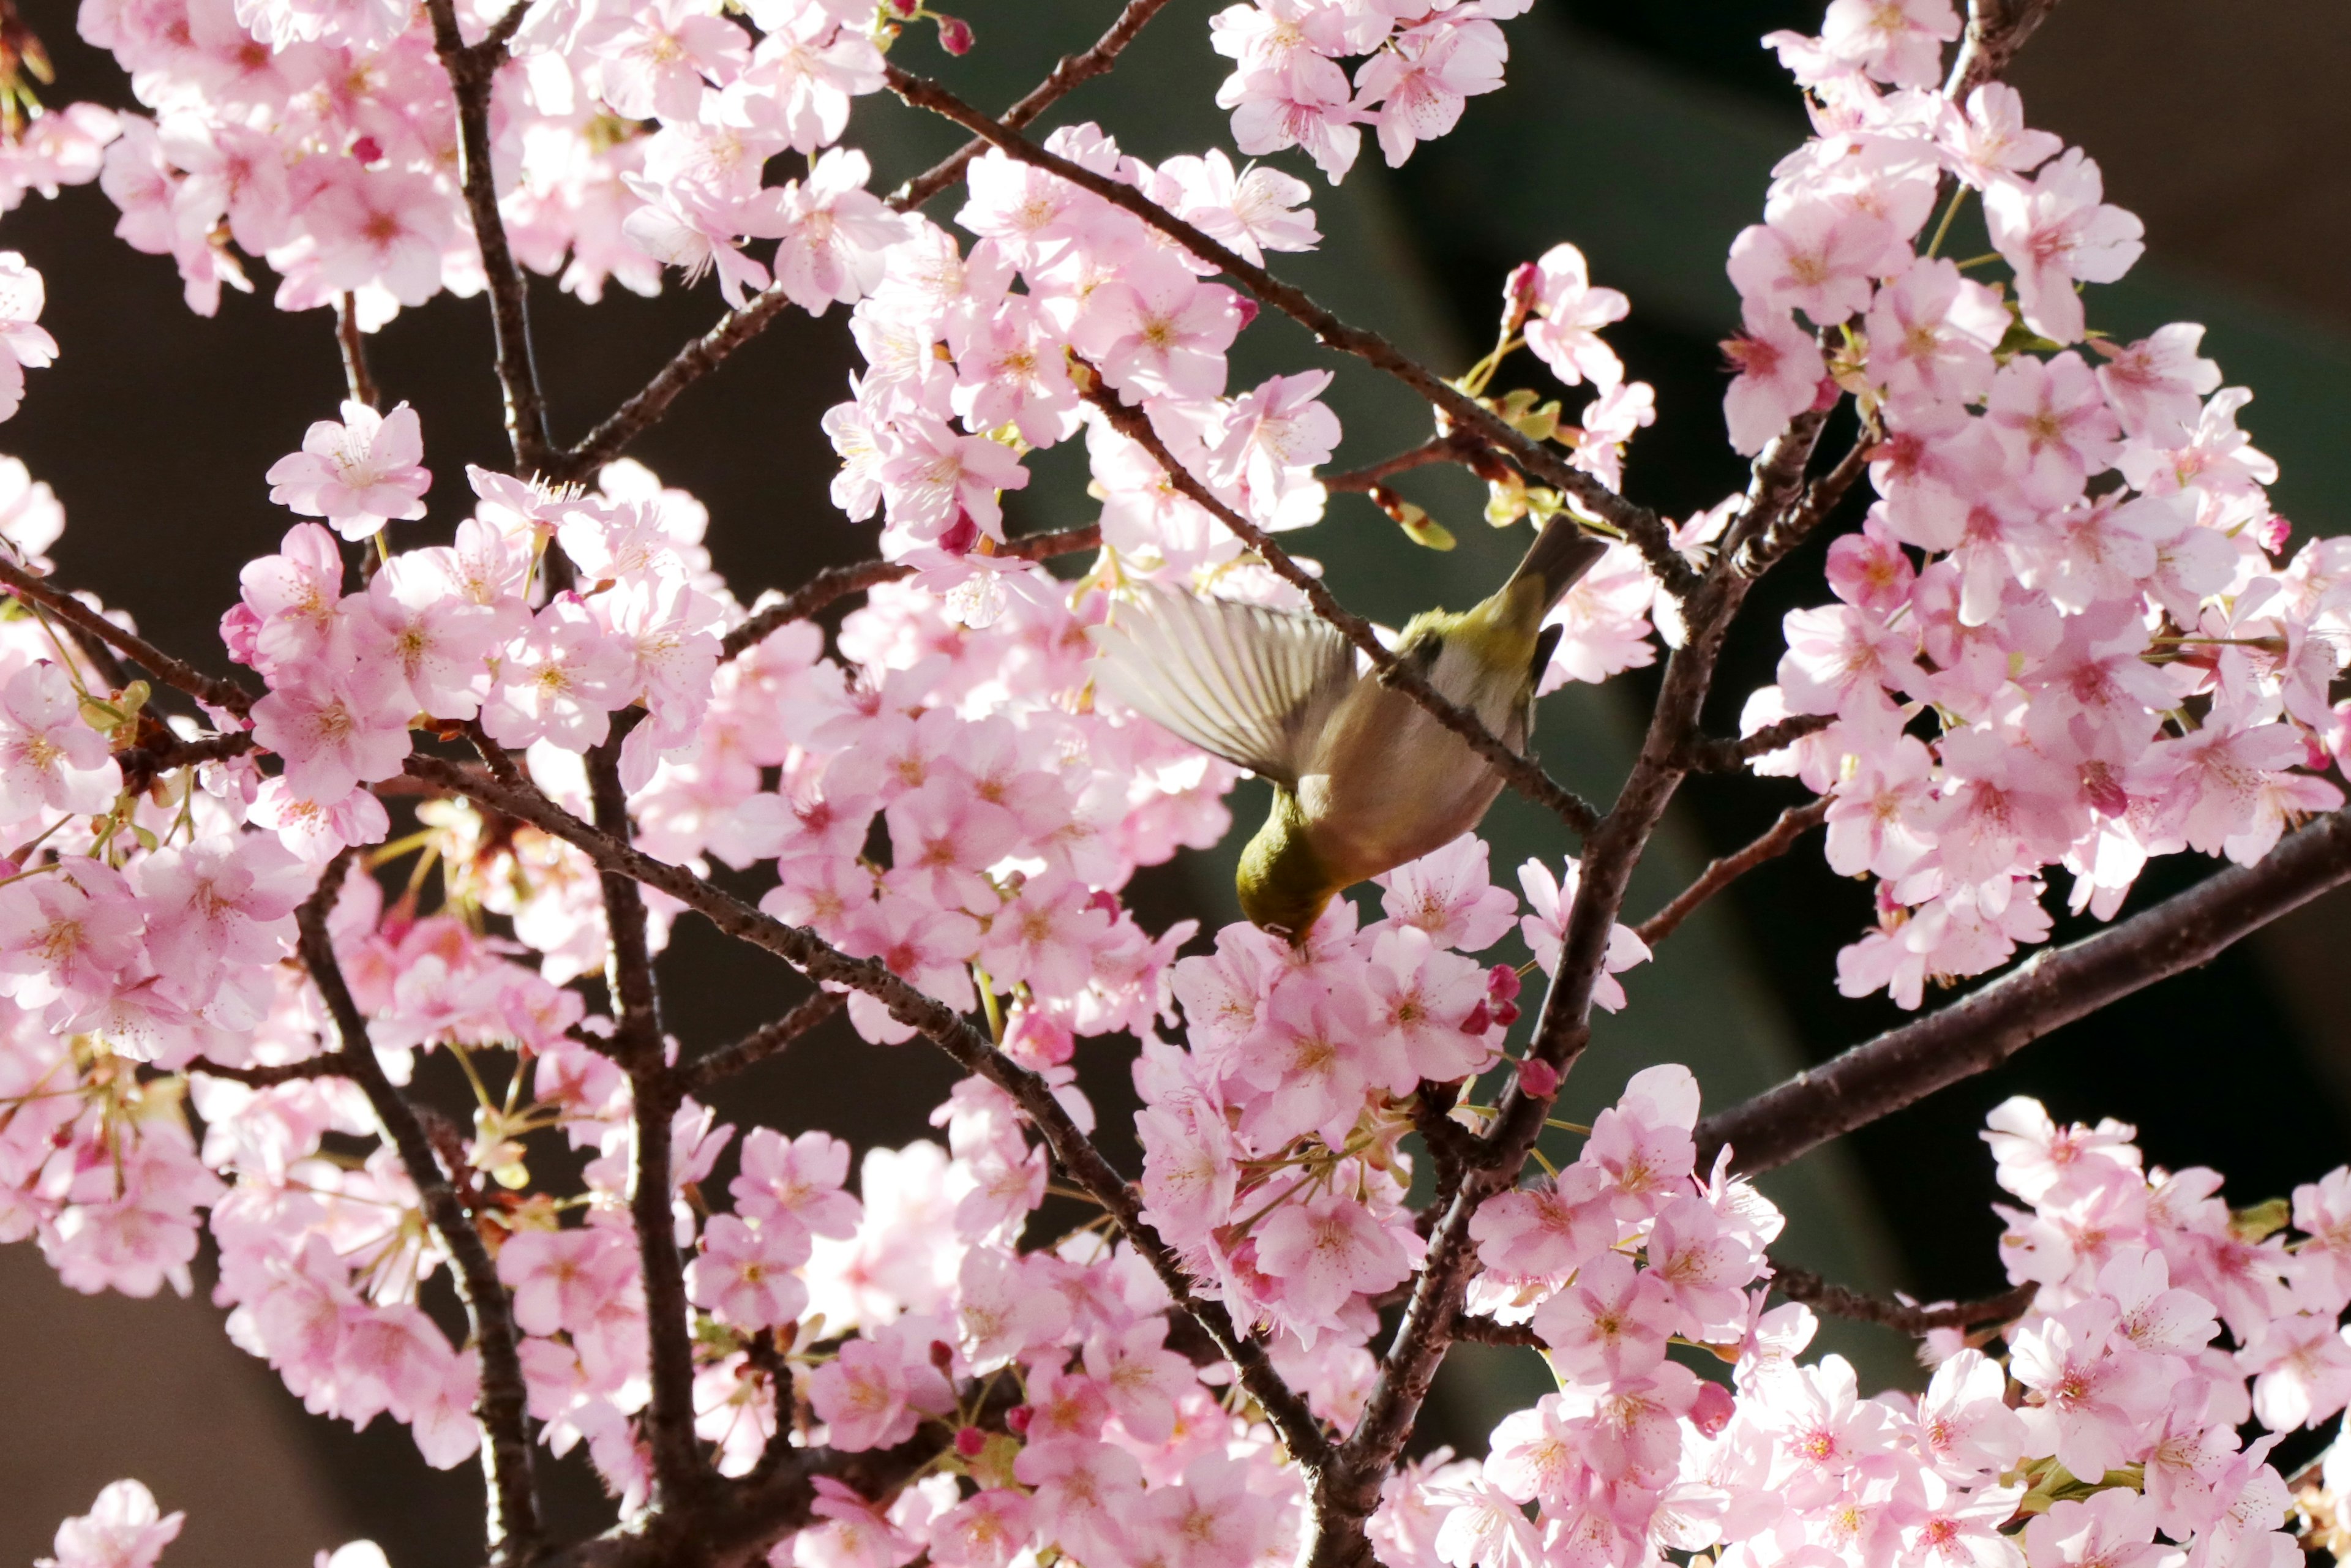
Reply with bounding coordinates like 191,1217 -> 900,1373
5,0 -> 2351,1561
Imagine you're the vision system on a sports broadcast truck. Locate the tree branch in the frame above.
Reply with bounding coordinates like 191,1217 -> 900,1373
891,0 -> 1180,211
336,293 -> 380,410
1945,0 -> 2066,99
560,0 -> 1185,482
1696,804 -> 2351,1175
184,1054 -> 344,1088
719,523 -> 1101,662
422,0 -> 554,473
1767,1262 -> 2037,1337
583,729 -> 705,1504
883,67 -> 1695,596
1634,795 -> 1831,947
114,729 -> 257,794
0,555 -> 257,715
681,991 -> 846,1093
399,752 -> 1335,1471
296,853 -> 544,1566
1078,375 -> 1602,841
1682,713 -> 1836,773
1314,408 -> 1832,1566
1321,434 -> 1490,493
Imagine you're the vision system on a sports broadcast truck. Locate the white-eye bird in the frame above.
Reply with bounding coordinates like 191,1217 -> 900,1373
1086,514 -> 1608,940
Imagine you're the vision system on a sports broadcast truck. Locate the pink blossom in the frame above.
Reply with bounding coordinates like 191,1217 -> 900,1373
265,401 -> 431,541
688,1214 -> 809,1329
1722,302 -> 1828,456
40,1480 -> 184,1568
1984,148 -> 2146,345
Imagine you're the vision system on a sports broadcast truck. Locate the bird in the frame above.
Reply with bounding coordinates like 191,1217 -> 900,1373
1086,512 -> 1608,940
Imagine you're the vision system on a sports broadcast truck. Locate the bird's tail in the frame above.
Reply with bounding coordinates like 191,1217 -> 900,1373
1502,514 -> 1610,615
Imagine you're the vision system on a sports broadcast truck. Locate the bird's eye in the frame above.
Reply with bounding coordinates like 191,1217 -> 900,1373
1411,634 -> 1444,673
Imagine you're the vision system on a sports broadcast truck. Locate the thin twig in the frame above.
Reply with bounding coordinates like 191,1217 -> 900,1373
398,752 -> 1335,1471
681,991 -> 846,1093
1634,795 -> 1831,947
891,0 -> 1180,211
1316,403 -> 1834,1568
296,853 -> 544,1566
882,66 -> 1696,596
1768,1262 -> 2038,1336
336,293 -> 380,410
114,729 -> 256,793
719,523 -> 1101,662
1696,802 -> 2351,1174
422,0 -> 553,473
1682,713 -> 1837,773
1321,434 -> 1488,493
560,0 -> 1187,482
1447,1315 -> 1539,1348
1945,0 -> 2065,98
184,1054 -> 345,1088
1731,420 -> 1877,579
1078,373 -> 1602,841
0,555 -> 257,715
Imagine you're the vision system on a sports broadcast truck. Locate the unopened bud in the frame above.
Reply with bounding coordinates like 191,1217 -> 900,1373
934,13 -> 974,53
929,1338 -> 954,1370
1460,1001 -> 1491,1036
1492,1000 -> 1520,1028
1486,963 -> 1521,1002
954,1425 -> 988,1457
1515,1057 -> 1560,1098
1233,297 -> 1259,330
1690,1379 -> 1736,1437
1005,1404 -> 1033,1435
351,134 -> 383,165
937,509 -> 980,556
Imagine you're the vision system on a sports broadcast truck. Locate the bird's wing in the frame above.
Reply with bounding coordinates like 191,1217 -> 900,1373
1086,583 -> 1355,788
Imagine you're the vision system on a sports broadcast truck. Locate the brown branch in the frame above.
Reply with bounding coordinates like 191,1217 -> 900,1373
1078,375 -> 1602,841
399,752 -> 1334,1471
296,852 -> 544,1566
1447,1315 -> 1539,1348
422,0 -> 553,473
882,67 -> 1695,597
1315,408 -> 1831,1568
1321,435 -> 1487,494
681,991 -> 845,1093
1635,795 -> 1831,947
0,555 -> 257,716
560,0 -> 1185,483
1768,1261 -> 2037,1337
114,729 -> 256,794
583,728 -> 705,1504
1682,713 -> 1836,773
1731,419 -> 1877,579
719,523 -> 1101,662
891,0 -> 1180,211
336,293 -> 380,410
1697,803 -> 2351,1176
1945,0 -> 2065,99
185,1054 -> 344,1088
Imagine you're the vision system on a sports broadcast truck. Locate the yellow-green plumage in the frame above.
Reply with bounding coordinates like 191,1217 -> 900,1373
1089,514 -> 1607,942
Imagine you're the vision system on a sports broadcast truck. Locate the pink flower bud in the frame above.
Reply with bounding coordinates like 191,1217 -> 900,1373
351,135 -> 383,165
1487,963 -> 1521,1002
1492,1000 -> 1520,1029
1005,1404 -> 1033,1435
1505,262 -> 1540,311
929,1339 -> 954,1370
954,1426 -> 987,1457
1515,1057 -> 1560,1098
1233,298 -> 1259,330
1460,1001 -> 1491,1036
1690,1379 -> 1736,1437
935,13 -> 974,53
937,509 -> 980,556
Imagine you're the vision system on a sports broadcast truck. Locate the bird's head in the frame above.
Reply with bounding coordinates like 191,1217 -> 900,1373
1235,788 -> 1338,947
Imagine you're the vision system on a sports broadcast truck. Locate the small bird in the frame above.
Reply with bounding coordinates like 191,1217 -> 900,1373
1087,514 -> 1607,940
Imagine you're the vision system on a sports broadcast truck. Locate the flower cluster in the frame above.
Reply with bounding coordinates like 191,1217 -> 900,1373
1692,7 -> 2351,1005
